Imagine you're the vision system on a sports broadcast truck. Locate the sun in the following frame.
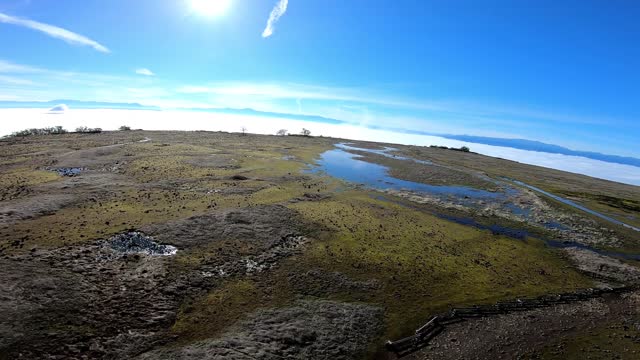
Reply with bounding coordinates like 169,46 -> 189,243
190,0 -> 231,17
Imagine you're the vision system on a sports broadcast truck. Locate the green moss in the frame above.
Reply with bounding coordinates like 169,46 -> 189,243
288,191 -> 593,340
0,155 -> 30,166
125,156 -> 219,183
0,167 -> 60,187
0,167 -> 60,201
171,277 -> 293,344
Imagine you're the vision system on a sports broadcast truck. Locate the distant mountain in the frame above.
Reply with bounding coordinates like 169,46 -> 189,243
439,135 -> 640,168
48,104 -> 69,113
0,100 -> 159,110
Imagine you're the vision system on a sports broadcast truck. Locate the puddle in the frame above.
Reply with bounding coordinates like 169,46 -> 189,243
308,144 -> 501,203
108,232 -> 177,256
51,167 -> 84,177
545,221 -> 570,231
507,179 -> 640,232
436,213 -> 531,240
504,203 -> 531,217
210,235 -> 308,277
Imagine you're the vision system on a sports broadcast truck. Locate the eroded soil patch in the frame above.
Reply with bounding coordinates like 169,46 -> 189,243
0,243 -> 181,359
138,300 -> 383,360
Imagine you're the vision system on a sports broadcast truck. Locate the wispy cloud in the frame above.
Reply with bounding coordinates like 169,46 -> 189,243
176,82 -> 448,111
0,12 -> 109,53
262,0 -> 288,38
0,59 -> 163,104
0,59 -> 44,73
0,75 -> 37,86
135,68 -> 155,76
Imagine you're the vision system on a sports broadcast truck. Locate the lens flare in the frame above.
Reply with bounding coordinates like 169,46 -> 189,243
190,0 -> 231,17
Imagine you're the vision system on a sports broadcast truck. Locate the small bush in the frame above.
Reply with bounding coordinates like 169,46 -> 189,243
7,126 -> 68,138
119,125 -> 132,131
429,145 -> 471,152
75,126 -> 102,134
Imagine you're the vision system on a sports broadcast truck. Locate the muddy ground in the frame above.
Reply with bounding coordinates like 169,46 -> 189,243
1,130 -> 639,359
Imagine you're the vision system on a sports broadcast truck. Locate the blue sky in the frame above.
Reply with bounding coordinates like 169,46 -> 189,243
1,0 -> 639,157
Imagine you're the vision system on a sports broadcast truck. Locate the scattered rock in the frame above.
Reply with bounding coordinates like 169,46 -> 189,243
50,167 -> 85,177
214,234 -> 309,277
107,232 -> 177,256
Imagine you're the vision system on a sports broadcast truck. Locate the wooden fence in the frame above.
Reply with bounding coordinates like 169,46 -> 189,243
385,286 -> 634,357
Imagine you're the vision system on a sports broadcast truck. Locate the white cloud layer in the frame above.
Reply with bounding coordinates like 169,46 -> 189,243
1,108 -> 638,186
262,0 -> 289,38
135,68 -> 155,76
0,12 -> 109,53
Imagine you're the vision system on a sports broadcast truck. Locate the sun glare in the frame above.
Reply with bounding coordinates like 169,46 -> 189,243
190,0 -> 231,17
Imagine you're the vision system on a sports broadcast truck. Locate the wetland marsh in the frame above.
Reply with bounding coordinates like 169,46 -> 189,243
1,131 -> 639,359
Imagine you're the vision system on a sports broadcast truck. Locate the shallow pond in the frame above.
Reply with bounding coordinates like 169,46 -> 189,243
309,144 -> 501,202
